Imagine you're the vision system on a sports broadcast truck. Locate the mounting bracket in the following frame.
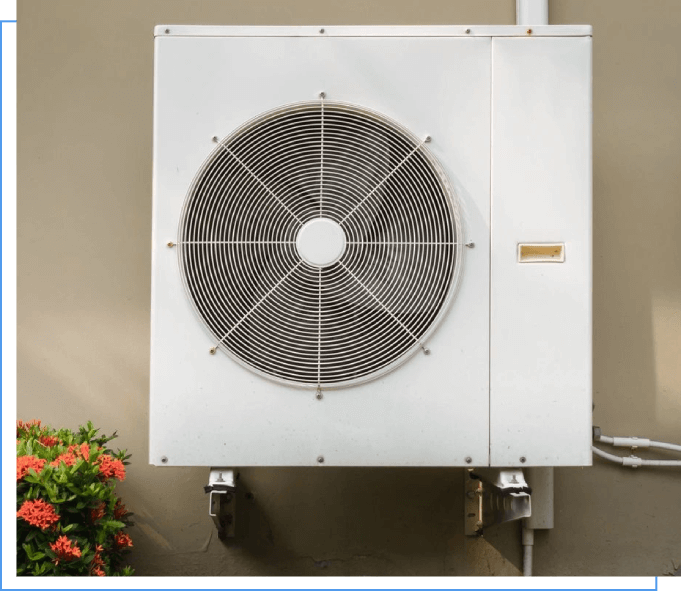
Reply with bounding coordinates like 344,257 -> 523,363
204,468 -> 237,540
464,468 -> 532,536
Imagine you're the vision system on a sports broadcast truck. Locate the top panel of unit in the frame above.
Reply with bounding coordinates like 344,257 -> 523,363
154,25 -> 592,38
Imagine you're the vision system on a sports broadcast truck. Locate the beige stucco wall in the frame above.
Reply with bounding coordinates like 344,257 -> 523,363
17,0 -> 681,576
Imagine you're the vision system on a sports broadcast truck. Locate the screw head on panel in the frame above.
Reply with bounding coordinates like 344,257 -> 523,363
161,456 -> 168,464
520,456 -> 527,463
317,456 -> 325,464
316,392 -> 323,400
526,29 -> 532,35
422,346 -> 431,355
465,457 -> 472,464
465,242 -> 475,248
164,28 -> 170,34
167,241 -> 175,248
424,135 -> 432,143
212,136 -> 219,143
319,28 -> 325,34
319,91 -> 326,99
465,28 -> 471,34
209,346 -> 217,355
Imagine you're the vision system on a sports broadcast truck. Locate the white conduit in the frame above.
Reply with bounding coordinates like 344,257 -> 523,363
516,0 -> 549,26
592,446 -> 681,467
596,434 -> 681,454
521,524 -> 534,576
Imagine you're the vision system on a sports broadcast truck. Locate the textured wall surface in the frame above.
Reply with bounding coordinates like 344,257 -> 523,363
17,0 -> 681,576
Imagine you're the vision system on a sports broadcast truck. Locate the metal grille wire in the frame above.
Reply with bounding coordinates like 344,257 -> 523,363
177,100 -> 463,388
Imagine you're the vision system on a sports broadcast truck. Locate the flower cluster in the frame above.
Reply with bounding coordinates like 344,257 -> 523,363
96,454 -> 126,481
17,455 -> 46,481
49,536 -> 81,564
113,532 -> 133,550
16,499 -> 60,531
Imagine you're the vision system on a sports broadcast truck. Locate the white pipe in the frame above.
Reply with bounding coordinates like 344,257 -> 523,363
516,0 -> 549,26
522,524 -> 534,576
595,433 -> 681,454
592,446 -> 681,467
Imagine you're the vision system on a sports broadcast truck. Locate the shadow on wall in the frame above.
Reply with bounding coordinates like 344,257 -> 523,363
126,467 -> 522,576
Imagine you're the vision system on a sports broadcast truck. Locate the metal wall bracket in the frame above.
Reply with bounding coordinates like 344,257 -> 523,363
204,468 -> 236,540
464,468 -> 532,536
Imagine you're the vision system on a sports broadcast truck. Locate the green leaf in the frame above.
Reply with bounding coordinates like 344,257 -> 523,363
24,529 -> 38,542
62,523 -> 78,533
30,552 -> 45,561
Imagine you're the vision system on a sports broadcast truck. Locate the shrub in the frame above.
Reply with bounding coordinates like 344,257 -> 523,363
16,420 -> 134,576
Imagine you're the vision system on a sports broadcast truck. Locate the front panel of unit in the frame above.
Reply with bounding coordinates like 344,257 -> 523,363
150,28 -> 592,468
151,34 -> 492,466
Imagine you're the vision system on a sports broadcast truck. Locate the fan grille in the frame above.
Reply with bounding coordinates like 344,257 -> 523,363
178,101 -> 462,388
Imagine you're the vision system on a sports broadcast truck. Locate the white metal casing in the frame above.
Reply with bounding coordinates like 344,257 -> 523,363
150,26 -> 592,468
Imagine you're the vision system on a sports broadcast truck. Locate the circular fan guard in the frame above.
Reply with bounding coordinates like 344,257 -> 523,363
178,100 -> 463,388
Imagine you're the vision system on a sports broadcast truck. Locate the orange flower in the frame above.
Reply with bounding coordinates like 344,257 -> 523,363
113,531 -> 133,549
90,502 -> 106,522
16,455 -> 46,480
17,499 -> 60,530
49,535 -> 81,565
38,434 -> 60,447
92,566 -> 105,576
96,455 -> 126,481
16,419 -> 42,436
113,498 -> 128,520
89,544 -> 106,576
67,442 -> 91,461
50,452 -> 77,468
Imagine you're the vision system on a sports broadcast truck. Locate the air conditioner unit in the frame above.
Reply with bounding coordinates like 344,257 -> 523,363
150,25 -> 592,469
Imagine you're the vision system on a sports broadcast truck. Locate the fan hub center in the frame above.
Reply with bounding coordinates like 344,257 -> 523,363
296,218 -> 347,268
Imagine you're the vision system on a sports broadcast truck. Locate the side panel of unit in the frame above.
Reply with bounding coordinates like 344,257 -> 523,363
490,37 -> 592,466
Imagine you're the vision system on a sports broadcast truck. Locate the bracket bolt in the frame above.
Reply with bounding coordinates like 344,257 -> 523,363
161,456 -> 168,464
209,346 -> 217,355
317,456 -> 325,464
465,456 -> 472,464
520,456 -> 527,463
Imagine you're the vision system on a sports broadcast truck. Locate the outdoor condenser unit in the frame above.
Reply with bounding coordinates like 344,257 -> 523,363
150,25 -> 592,469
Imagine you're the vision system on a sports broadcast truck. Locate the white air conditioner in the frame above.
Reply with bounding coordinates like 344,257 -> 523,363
150,25 -> 592,468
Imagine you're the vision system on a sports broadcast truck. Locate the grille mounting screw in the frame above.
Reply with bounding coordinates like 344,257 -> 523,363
212,136 -> 219,143
422,346 -> 431,355
209,346 -> 217,355
319,91 -> 326,99
520,456 -> 527,463
317,456 -> 325,464
465,242 -> 475,248
316,387 -> 323,400
167,241 -> 175,248
465,457 -> 472,464
424,135 -> 432,143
